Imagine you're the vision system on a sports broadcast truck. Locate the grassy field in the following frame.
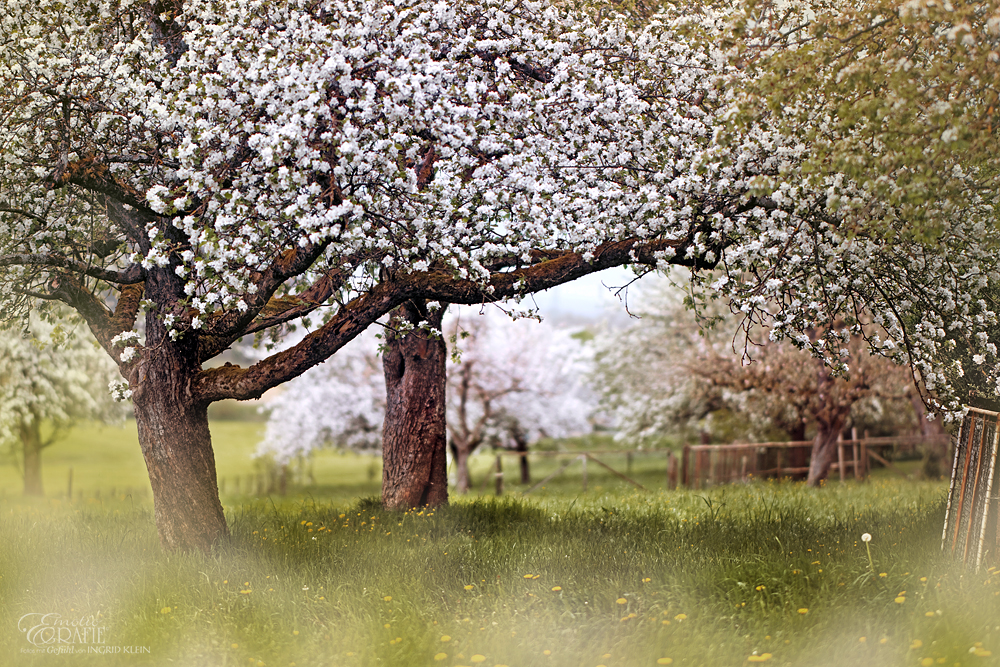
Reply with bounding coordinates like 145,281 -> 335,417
0,422 -> 986,667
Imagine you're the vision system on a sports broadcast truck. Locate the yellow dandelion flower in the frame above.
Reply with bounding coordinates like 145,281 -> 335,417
384,624 -> 391,629
643,578 -> 652,583
440,635 -> 451,642
859,637 -> 866,643
920,577 -> 928,582
470,655 -> 486,663
551,586 -> 562,592
880,638 -> 888,645
434,655 -> 447,662
543,650 -> 551,656
797,608 -> 808,615
921,659 -> 934,667
755,585 -> 766,591
465,585 -> 475,590
894,596 -> 906,604
160,607 -> 171,614
616,598 -> 627,605
879,573 -> 888,578
973,648 -> 992,657
524,574 -> 535,579
657,658 -> 674,665
674,613 -> 687,621
747,653 -> 773,662
925,612 -> 935,617
293,630 -> 299,636
910,640 -> 923,649
383,596 -> 392,602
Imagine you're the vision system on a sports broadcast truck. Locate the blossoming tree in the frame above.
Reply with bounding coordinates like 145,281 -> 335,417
257,309 -> 594,494
595,282 -> 914,484
444,310 -> 594,493
0,314 -> 122,495
1,0 -> 751,550
3,0 -> 996,551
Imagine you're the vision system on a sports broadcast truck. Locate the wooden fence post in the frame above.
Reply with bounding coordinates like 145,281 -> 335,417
667,451 -> 678,490
495,455 -> 504,496
861,430 -> 870,480
837,434 -> 845,482
681,445 -> 690,488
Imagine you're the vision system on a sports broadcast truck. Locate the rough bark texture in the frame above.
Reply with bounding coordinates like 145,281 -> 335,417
128,268 -> 229,553
20,419 -> 44,496
381,301 -> 448,510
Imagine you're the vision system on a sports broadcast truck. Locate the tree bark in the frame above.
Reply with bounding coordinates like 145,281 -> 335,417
453,443 -> 472,494
381,300 -> 449,510
806,421 -> 846,487
132,378 -> 228,551
20,418 -> 44,497
129,303 -> 229,552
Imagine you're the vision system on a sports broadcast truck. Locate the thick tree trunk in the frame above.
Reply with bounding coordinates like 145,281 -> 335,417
806,421 -> 846,487
20,419 -> 44,497
131,348 -> 229,553
381,301 -> 449,510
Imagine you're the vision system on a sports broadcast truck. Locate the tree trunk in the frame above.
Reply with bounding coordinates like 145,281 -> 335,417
806,421 -> 846,487
454,443 -> 472,494
514,434 -> 531,484
131,348 -> 229,552
381,301 -> 449,510
20,419 -> 44,497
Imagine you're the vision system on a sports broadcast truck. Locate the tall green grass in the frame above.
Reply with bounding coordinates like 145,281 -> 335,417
3,478 -> 995,667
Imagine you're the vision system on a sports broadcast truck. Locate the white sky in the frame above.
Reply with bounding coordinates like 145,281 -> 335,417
514,266 -> 643,322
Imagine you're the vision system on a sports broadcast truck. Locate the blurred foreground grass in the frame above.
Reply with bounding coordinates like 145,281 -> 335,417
3,473 -> 995,667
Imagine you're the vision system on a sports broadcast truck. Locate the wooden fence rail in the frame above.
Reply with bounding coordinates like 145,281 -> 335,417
680,433 -> 950,489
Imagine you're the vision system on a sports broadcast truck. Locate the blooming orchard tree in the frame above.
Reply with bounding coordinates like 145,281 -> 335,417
257,309 -> 594,492
445,309 -> 593,493
0,0 -> 748,550
3,0 -> 995,549
256,330 -> 385,465
0,314 -> 122,495
711,0 -> 1000,415
594,279 -> 917,484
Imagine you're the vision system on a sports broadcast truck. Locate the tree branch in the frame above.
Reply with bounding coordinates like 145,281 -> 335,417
194,235 -> 717,403
0,253 -> 143,284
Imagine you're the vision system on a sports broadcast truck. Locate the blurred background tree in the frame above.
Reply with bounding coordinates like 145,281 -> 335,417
593,277 -> 920,484
0,314 -> 123,495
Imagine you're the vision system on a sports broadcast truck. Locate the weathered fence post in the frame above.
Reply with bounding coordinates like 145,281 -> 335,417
681,445 -> 690,488
495,455 -> 504,496
861,430 -> 870,480
837,434 -> 845,482
581,454 -> 588,492
667,451 -> 678,490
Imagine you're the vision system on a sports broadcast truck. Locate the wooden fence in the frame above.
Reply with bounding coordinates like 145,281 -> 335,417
680,433 -> 950,488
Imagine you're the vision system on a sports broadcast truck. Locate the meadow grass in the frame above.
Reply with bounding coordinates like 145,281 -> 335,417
3,473 -> 996,667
